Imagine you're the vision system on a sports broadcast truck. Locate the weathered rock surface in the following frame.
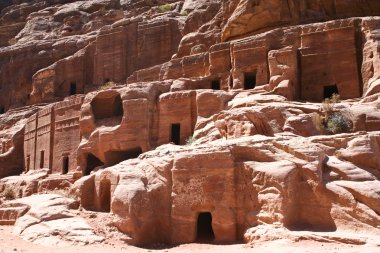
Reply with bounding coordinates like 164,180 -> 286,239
0,194 -> 103,246
0,106 -> 41,178
73,131 -> 380,245
0,0 -> 184,110
0,0 -> 380,249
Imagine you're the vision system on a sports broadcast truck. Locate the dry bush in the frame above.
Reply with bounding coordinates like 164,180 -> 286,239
158,3 -> 171,13
319,94 -> 352,134
2,188 -> 15,200
8,38 -> 17,45
269,120 -> 282,134
100,81 -> 116,90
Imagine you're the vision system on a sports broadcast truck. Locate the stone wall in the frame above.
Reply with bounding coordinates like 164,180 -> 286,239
92,29 -> 128,86
129,18 -> 380,102
35,106 -> 54,171
158,91 -> 197,146
52,96 -> 84,174
171,150 -> 236,243
24,114 -> 37,171
0,14 -> 184,109
23,96 -> 84,174
299,22 -> 361,101
231,39 -> 269,90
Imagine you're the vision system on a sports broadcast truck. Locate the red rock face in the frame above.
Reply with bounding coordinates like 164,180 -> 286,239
299,21 -> 361,100
0,0 -> 380,248
22,96 -> 84,175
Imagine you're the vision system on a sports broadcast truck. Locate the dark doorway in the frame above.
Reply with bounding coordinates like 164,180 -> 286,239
26,155 -> 30,172
0,106 -> 4,114
196,212 -> 215,242
171,123 -> 181,145
244,72 -> 256,90
62,156 -> 69,174
211,80 -> 221,90
70,82 -> 77,95
104,147 -> 143,167
84,153 -> 104,176
40,150 -> 45,168
324,84 -> 339,99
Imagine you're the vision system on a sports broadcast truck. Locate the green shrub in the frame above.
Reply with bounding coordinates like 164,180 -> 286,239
180,10 -> 188,16
186,136 -> 197,145
319,93 -> 353,134
326,112 -> 353,134
158,3 -> 171,13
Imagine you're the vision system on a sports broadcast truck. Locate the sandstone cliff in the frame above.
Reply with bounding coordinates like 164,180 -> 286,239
0,0 -> 380,249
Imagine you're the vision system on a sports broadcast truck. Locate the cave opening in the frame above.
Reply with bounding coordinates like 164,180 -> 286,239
104,147 -> 143,167
0,106 -> 4,114
324,84 -> 339,99
84,153 -> 104,176
244,72 -> 256,90
91,93 -> 123,125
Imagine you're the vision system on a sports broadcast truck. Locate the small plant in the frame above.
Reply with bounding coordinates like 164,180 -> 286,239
319,93 -> 352,134
100,81 -> 116,90
326,112 -> 353,134
8,38 -> 17,46
180,10 -> 188,16
158,3 -> 171,13
269,120 -> 281,134
321,93 -> 340,119
186,136 -> 197,145
3,188 -> 15,200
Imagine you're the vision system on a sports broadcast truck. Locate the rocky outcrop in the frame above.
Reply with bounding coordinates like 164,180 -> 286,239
0,194 -> 103,246
0,106 -> 41,178
130,17 -> 380,105
221,0 -> 380,41
0,0 -> 184,110
0,0 -> 380,249
73,131 -> 380,245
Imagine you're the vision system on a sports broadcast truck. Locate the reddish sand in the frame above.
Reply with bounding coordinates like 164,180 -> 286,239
1,225 -> 379,253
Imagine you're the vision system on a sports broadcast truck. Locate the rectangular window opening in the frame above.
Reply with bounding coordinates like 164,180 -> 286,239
244,72 -> 257,90
70,82 -> 77,95
40,150 -> 45,168
323,84 -> 339,99
171,123 -> 181,145
62,156 -> 69,174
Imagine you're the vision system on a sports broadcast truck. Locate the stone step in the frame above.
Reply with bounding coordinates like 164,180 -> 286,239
0,205 -> 29,225
37,173 -> 76,192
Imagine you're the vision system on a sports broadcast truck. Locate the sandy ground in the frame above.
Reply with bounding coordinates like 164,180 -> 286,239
1,225 -> 380,253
